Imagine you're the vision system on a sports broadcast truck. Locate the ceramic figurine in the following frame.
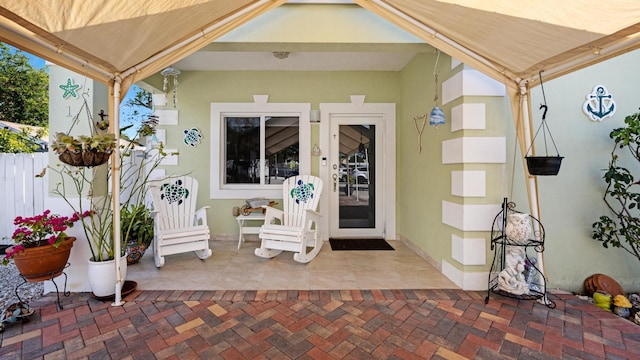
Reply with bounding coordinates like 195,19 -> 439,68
497,246 -> 529,295
613,306 -> 631,318
1,301 -> 33,332
593,291 -> 612,311
505,213 -> 532,244
524,258 -> 540,293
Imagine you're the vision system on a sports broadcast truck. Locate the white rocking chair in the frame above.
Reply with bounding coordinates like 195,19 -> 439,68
150,176 -> 212,267
255,175 -> 323,263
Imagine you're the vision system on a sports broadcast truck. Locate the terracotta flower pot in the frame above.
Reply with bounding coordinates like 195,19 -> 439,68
11,237 -> 75,282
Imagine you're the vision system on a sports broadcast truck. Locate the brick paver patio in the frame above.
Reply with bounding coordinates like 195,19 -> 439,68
1,290 -> 639,359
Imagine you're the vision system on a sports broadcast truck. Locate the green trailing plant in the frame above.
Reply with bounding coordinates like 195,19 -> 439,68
121,203 -> 153,250
50,132 -> 117,154
50,94 -> 118,167
592,110 -> 640,262
50,132 -> 117,167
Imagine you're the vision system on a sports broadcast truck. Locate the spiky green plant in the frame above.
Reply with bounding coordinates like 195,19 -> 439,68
592,111 -> 640,262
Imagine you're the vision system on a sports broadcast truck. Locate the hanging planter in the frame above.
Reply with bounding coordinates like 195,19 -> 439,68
56,144 -> 114,167
51,94 -> 116,167
525,156 -> 563,176
525,71 -> 563,176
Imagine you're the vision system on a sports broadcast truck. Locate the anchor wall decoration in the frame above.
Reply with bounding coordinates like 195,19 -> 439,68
583,85 -> 616,122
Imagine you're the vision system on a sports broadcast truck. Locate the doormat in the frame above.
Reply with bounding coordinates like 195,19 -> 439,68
329,238 -> 394,251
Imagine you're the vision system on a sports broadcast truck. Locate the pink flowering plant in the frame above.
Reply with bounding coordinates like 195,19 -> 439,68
2,210 -> 86,265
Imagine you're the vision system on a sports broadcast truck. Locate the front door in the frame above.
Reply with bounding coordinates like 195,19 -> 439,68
329,115 -> 384,238
318,102 -> 396,241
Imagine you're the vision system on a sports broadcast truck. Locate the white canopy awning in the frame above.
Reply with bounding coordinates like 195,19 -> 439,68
361,0 -> 640,89
2,0 -> 638,92
2,0 -> 639,303
0,0 -> 288,92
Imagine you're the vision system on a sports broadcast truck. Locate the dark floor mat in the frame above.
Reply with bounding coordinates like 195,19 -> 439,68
329,238 -> 394,251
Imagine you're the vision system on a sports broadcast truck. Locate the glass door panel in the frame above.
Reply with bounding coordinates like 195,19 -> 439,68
329,116 -> 383,238
338,124 -> 375,229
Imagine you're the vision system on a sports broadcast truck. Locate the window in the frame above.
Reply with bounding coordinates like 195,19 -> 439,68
211,101 -> 310,199
224,116 -> 300,185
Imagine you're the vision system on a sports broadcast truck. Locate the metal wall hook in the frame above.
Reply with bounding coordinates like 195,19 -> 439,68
526,70 -> 561,158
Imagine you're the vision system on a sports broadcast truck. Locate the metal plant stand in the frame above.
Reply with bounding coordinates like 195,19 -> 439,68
485,198 -> 555,308
15,263 -> 70,310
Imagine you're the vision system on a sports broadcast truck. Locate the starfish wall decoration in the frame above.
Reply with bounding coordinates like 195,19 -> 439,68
59,78 -> 81,99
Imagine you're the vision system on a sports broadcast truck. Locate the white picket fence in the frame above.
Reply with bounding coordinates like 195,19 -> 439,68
0,153 -> 48,244
0,150 -> 153,245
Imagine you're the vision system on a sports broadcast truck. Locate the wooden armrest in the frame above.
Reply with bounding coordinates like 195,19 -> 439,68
263,206 -> 284,225
194,206 -> 210,226
302,209 -> 321,229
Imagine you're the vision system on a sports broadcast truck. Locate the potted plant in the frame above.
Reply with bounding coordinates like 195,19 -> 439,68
51,132 -> 117,167
48,115 -> 175,296
2,210 -> 84,282
118,115 -> 176,264
51,97 -> 117,168
121,203 -> 154,264
592,111 -> 640,264
49,175 -> 124,297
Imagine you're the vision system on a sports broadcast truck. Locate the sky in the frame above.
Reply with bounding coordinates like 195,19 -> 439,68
8,45 -> 46,69
26,53 -> 45,69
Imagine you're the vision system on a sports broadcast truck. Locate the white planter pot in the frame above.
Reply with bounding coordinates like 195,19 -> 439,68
87,255 -> 127,297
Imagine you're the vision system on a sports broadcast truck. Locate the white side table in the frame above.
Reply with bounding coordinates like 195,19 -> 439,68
236,213 -> 266,250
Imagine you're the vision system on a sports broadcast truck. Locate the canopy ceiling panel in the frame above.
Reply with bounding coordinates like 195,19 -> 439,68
40,1 -> 254,71
0,0 -> 286,86
1,0 -> 639,89
356,0 -> 640,87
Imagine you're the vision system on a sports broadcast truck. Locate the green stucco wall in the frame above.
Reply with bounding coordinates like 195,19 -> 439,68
397,53 -> 455,265
145,70 -> 402,235
51,50 -> 640,292
528,49 -> 640,292
397,54 -> 522,276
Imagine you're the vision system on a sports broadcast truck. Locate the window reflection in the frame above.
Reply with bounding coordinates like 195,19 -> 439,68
225,117 -> 260,184
224,116 -> 299,185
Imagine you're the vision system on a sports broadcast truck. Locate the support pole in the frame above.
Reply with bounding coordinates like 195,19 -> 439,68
111,80 -> 124,307
519,82 -> 541,224
519,81 -> 549,304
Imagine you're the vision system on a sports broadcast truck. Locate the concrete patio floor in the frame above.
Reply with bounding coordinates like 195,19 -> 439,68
127,239 -> 457,291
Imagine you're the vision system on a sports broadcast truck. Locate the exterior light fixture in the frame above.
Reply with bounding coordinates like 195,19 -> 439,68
310,109 -> 320,122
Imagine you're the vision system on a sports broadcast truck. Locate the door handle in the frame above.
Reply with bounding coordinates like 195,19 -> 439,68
332,174 -> 338,192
